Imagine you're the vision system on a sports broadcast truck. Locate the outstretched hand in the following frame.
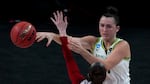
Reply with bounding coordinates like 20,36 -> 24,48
36,32 -> 54,47
50,10 -> 68,36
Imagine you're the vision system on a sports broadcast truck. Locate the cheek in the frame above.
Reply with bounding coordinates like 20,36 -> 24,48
109,31 -> 117,37
99,28 -> 103,33
99,29 -> 102,35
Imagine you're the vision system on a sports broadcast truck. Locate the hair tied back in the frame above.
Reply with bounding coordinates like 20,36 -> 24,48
106,6 -> 118,15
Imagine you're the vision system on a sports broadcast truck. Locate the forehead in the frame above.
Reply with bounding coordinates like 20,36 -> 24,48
99,16 -> 116,24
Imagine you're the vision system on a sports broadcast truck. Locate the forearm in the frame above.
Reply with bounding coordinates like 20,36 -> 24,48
79,49 -> 108,70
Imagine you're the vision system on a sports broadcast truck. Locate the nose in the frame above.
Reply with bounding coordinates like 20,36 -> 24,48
101,26 -> 107,32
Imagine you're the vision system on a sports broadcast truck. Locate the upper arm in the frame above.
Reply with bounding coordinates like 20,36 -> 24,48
68,35 -> 97,50
105,40 -> 131,70
79,35 -> 97,50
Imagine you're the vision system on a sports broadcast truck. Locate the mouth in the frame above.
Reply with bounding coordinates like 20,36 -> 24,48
102,34 -> 109,37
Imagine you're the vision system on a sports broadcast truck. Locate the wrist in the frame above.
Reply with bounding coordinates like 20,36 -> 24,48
59,31 -> 67,36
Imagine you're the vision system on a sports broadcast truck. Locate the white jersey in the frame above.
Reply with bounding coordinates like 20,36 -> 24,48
92,37 -> 131,84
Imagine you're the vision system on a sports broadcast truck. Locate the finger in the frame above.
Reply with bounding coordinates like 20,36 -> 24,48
67,44 -> 73,50
36,33 -> 40,40
53,11 -> 58,21
46,39 -> 52,47
56,11 -> 60,21
69,40 -> 80,49
59,11 -> 63,21
36,36 -> 45,42
68,37 -> 73,45
50,17 -> 56,25
69,38 -> 76,44
64,16 -> 68,25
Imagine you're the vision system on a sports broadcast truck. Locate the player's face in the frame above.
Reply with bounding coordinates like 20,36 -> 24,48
99,16 -> 120,41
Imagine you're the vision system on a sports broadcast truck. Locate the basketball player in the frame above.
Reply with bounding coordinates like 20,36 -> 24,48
36,6 -> 131,84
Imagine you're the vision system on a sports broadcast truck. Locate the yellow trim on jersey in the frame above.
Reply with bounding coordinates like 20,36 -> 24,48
111,38 -> 122,50
124,56 -> 131,61
101,38 -> 106,50
92,37 -> 131,61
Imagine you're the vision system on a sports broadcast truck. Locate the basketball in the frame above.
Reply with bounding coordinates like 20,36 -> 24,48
10,21 -> 36,48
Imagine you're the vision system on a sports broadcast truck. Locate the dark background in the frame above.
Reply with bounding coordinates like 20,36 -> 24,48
0,0 -> 150,28
0,0 -> 150,84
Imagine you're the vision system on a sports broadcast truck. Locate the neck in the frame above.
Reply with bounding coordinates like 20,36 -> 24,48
103,37 -> 116,50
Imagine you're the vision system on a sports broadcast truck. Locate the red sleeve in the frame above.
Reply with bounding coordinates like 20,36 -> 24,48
60,37 -> 85,84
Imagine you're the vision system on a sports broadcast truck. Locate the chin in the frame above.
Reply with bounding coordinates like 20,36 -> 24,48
102,37 -> 109,40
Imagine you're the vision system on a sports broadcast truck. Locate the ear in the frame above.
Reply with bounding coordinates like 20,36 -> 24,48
116,25 -> 120,32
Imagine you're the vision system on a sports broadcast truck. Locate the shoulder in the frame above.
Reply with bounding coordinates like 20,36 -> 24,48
118,39 -> 130,47
113,38 -> 131,51
114,39 -> 131,57
114,38 -> 130,47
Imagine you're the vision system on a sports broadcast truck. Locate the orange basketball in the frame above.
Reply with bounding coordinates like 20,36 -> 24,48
10,21 -> 36,48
